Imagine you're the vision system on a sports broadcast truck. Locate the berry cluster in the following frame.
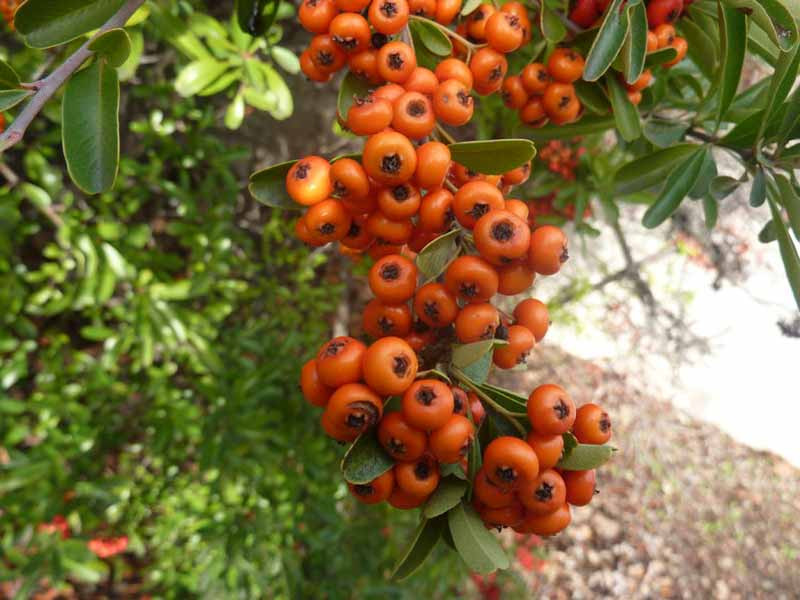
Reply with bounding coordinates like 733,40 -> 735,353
0,0 -> 19,29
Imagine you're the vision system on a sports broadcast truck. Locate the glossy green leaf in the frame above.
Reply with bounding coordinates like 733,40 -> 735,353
776,85 -> 800,152
89,28 -> 131,67
583,0 -> 630,81
523,115 -> 616,141
416,229 -> 460,280
461,0 -> 482,14
607,75 -> 642,142
562,432 -> 578,457
614,143 -> 698,195
644,46 -> 678,67
477,383 -> 527,414
175,59 -> 229,97
391,517 -> 445,580
702,195 -> 719,229
271,46 -> 300,74
643,118 -> 690,147
0,89 -> 32,111
236,0 -> 272,36
557,443 -> 615,470
680,16 -> 718,78
409,17 -> 453,56
756,44 -> 800,145
448,139 -> 536,175
540,3 -> 567,43
341,432 -> 394,484
750,168 -> 768,207
717,4 -> 747,123
767,195 -> 800,310
15,0 -> 126,48
748,21 -> 780,63
424,477 -> 469,518
622,1 -> 647,83
722,0 -> 798,51
574,80 -> 611,114
448,502 -> 510,574
225,93 -> 246,129
0,59 -> 20,88
642,147 -> 708,228
709,175 -> 741,200
248,160 -> 303,211
484,406 -> 527,438
452,340 -> 500,370
775,174 -> 800,241
337,71 -> 373,119
260,63 -> 293,119
758,219 -> 778,242
688,151 -> 717,199
459,352 -> 493,385
62,60 -> 120,194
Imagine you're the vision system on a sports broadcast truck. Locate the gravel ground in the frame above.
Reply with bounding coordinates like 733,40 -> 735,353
483,347 -> 800,600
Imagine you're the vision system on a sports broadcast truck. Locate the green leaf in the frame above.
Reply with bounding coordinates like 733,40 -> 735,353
642,147 -> 708,228
424,477 -> 469,518
688,150 -> 717,199
702,195 -> 719,229
409,17 -> 453,56
680,17 -> 718,78
574,80 -> 611,114
461,0 -> 482,14
643,119 -> 690,147
175,59 -> 229,97
477,383 -> 527,414
758,219 -> 778,242
750,168 -> 767,207
774,174 -> 800,241
0,89 -> 33,111
118,28 -> 144,81
644,46 -> 678,68
523,115 -> 616,141
562,431 -> 578,457
62,60 -> 119,194
557,443 -> 615,470
341,432 -> 394,484
0,60 -> 20,88
756,44 -> 800,145
271,46 -> 300,74
416,229 -> 460,280
260,63 -> 293,120
448,139 -> 536,175
717,4 -> 747,123
88,28 -> 131,67
337,70 -> 373,119
622,1 -> 647,83
721,0 -> 798,51
236,0 -> 271,36
391,517 -> 445,580
459,351 -> 493,385
766,194 -> 800,310
709,175 -> 741,200
583,0 -> 630,81
776,85 -> 800,152
15,0 -> 126,48
452,340 -> 500,370
249,160 -> 303,211
540,3 -> 567,43
607,75 -> 642,142
225,93 -> 246,129
448,502 -> 510,574
614,144 -> 698,195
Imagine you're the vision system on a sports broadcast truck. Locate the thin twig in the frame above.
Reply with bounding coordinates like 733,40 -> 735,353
0,0 -> 146,154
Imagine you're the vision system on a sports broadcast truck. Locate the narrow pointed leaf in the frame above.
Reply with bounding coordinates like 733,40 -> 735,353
722,0 -> 798,51
681,17 -> 718,78
583,0 -> 630,81
556,443 -> 615,470
15,0 -> 126,48
644,46 -> 678,67
341,433 -> 394,484
622,1 -> 647,83
774,174 -> 800,241
448,139 -> 536,174
409,18 -> 453,56
416,229 -> 460,280
448,502 -> 509,573
750,168 -> 767,207
607,75 -> 642,141
716,4 -> 747,123
540,3 -> 567,43
88,28 -> 131,67
766,195 -> 800,310
614,144 -> 697,195
642,147 -> 708,228
756,44 -> 800,146
424,477 -> 468,518
391,517 -> 445,580
523,115 -> 616,141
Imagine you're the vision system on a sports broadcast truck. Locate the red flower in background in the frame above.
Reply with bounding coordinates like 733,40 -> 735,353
88,536 -> 128,558
37,515 -> 70,540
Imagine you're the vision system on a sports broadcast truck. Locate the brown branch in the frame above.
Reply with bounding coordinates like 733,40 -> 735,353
0,0 -> 145,154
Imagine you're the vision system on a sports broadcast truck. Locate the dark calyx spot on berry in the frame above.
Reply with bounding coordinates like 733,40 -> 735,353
354,96 -> 373,107
554,398 -> 570,420
372,32 -> 389,48
347,222 -> 361,237
495,466 -> 516,483
333,180 -> 347,197
380,0 -> 398,17
407,100 -> 427,117
413,319 -> 430,333
381,152 -> 402,174
387,52 -> 404,70
324,340 -> 346,356
444,207 -> 455,225
388,438 -> 406,455
517,350 -> 530,364
468,202 -> 490,220
380,262 -> 400,280
535,481 -> 554,502
459,282 -> 478,298
423,300 -> 440,321
473,9 -> 487,20
317,51 -> 334,67
600,413 -> 611,432
414,460 -> 431,480
416,386 -> 437,406
377,316 -> 394,333
392,185 -> 410,201
348,401 -> 380,427
453,393 -> 464,412
457,90 -> 472,106
306,0 -> 319,6
507,14 -> 520,27
560,245 -> 569,263
480,324 -> 496,339
333,35 -> 358,50
566,50 -> 578,61
495,323 -> 509,340
346,413 -> 366,428
559,95 -> 571,108
489,65 -> 503,81
319,222 -> 336,235
393,354 -> 410,376
295,162 -> 310,179
491,220 -> 515,242
354,484 -> 374,496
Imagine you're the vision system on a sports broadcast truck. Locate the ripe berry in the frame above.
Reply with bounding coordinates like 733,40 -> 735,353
528,225 -> 569,275
455,302 -> 500,343
368,253 -> 418,303
572,403 -> 612,444
413,282 -> 459,328
414,142 -> 451,190
324,383 -> 384,441
517,469 -> 566,514
547,48 -> 585,83
492,324 -> 534,369
378,411 -> 428,461
473,466 -> 515,508
474,209 -> 531,265
526,431 -> 564,470
452,181 -> 505,229
362,298 -> 412,339
527,383 -> 576,435
363,336 -> 419,395
316,336 -> 366,387
563,469 -> 596,506
349,469 -> 395,504
513,298 -> 549,342
483,436 -> 539,488
516,502 -> 571,535
444,255 -> 499,304
395,454 -> 440,497
362,130 -> 418,185
300,359 -> 333,407
402,378 -> 455,430
429,414 -> 475,463
286,156 -> 332,206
